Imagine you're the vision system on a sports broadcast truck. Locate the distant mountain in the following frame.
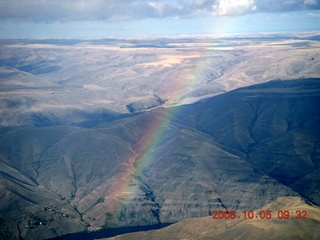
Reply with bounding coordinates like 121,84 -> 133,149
1,35 -> 320,127
0,79 -> 319,239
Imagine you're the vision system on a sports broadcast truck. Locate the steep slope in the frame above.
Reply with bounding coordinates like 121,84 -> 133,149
0,79 -> 319,239
0,160 -> 87,240
182,78 -> 320,205
100,115 -> 297,225
104,197 -> 320,240
0,115 -> 298,236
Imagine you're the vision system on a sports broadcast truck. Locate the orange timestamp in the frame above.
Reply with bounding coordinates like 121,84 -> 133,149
212,209 -> 307,220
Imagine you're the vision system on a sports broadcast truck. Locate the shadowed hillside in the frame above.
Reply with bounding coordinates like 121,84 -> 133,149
181,78 -> 320,205
0,79 -> 319,239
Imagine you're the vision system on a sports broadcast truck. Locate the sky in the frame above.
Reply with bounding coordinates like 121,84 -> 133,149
0,0 -> 320,38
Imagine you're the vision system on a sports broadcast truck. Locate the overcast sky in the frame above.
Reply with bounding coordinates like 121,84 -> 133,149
0,0 -> 320,38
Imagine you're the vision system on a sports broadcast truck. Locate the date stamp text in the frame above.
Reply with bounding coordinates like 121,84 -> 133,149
212,210 -> 307,220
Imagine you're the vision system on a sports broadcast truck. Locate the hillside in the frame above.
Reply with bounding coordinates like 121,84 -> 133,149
183,79 -> 320,205
1,35 -> 320,127
0,78 -> 319,239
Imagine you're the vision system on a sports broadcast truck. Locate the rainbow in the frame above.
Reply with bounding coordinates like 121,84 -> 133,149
105,42 -> 220,221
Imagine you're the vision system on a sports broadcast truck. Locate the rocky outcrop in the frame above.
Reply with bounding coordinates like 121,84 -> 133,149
126,95 -> 165,113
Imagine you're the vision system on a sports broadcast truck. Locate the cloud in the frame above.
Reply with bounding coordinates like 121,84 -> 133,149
255,0 -> 320,12
304,0 -> 317,5
0,0 -> 203,22
212,0 -> 256,16
306,12 -> 320,17
0,0 -> 151,22
0,0 -> 319,22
